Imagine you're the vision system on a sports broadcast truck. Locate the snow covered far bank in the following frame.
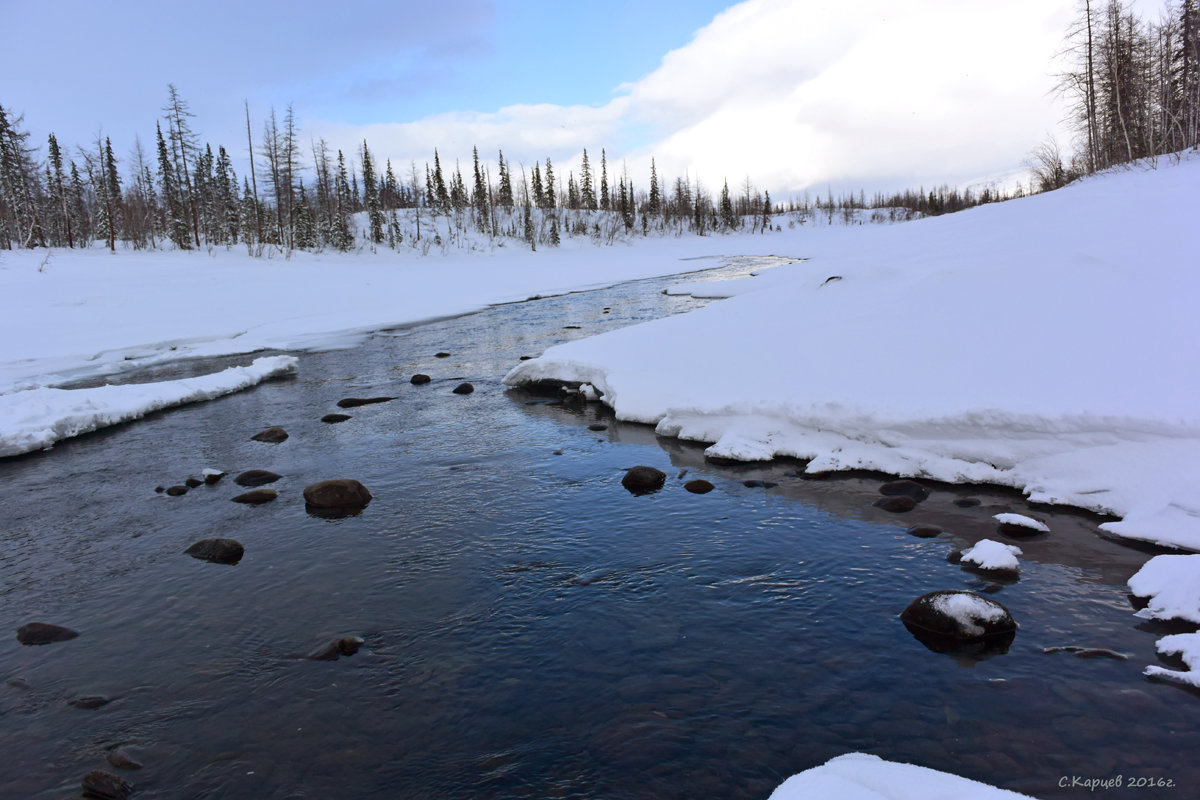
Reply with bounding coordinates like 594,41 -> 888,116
768,753 -> 1036,799
0,356 -> 296,458
0,235 -> 797,395
505,157 -> 1200,551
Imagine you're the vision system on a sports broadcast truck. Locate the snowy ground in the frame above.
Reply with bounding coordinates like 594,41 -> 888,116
506,156 -> 1200,554
769,753 -> 1036,800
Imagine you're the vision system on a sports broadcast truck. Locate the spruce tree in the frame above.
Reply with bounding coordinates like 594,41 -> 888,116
333,150 -> 354,250
719,179 -> 735,230
599,148 -> 610,211
531,163 -> 544,208
543,158 -> 556,209
432,149 -> 449,211
47,133 -> 74,248
361,140 -> 384,244
580,149 -> 596,210
156,122 -> 191,248
497,150 -> 514,208
648,159 -> 661,217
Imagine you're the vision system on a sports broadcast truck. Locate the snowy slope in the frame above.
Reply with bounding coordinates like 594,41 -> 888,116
506,157 -> 1200,551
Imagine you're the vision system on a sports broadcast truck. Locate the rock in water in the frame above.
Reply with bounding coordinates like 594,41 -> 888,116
303,479 -> 372,510
250,426 -> 289,443
900,590 -> 1017,641
69,695 -> 113,710
81,769 -> 132,800
16,622 -> 79,646
231,489 -> 278,505
874,495 -> 918,512
184,477 -> 203,488
234,469 -> 281,487
410,374 -> 432,385
684,479 -> 715,494
165,485 -> 189,496
622,466 -> 666,495
321,413 -> 351,423
879,480 -> 930,502
336,397 -> 395,408
906,524 -> 943,538
305,635 -> 365,661
185,538 -> 245,565
106,748 -> 144,770
452,382 -> 474,394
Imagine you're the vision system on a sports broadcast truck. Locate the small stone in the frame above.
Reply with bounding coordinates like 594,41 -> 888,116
518,356 -> 534,361
234,469 -> 281,487
321,413 -> 351,423
154,486 -> 165,493
410,374 -> 431,385
874,495 -> 917,512
907,524 -> 943,538
69,695 -> 113,710
622,466 -> 666,495
588,423 -> 608,431
250,426 -> 289,443
305,635 -> 364,660
954,498 -> 982,508
17,622 -> 79,645
165,485 -> 188,496
435,352 -> 451,358
106,749 -> 143,771
185,538 -> 245,565
552,450 -> 564,456
452,382 -> 474,394
742,480 -> 778,489
564,325 -> 581,329
81,769 -> 132,800
684,480 -> 715,494
184,477 -> 203,488
880,480 -> 930,502
203,471 -> 225,485
303,479 -> 372,510
231,489 -> 277,505
337,396 -> 395,408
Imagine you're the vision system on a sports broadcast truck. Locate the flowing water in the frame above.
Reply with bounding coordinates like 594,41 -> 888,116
1,256 -> 1195,799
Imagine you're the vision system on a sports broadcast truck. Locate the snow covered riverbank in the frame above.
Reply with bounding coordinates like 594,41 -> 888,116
506,157 -> 1200,552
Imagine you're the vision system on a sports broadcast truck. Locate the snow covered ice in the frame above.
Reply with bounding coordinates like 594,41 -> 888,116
991,514 -> 1050,534
768,753 -> 1036,800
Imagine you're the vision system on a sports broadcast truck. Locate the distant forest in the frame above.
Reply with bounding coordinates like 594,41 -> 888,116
1,0 -> 1196,256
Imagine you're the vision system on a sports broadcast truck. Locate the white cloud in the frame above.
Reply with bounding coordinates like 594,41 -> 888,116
311,0 -> 1083,195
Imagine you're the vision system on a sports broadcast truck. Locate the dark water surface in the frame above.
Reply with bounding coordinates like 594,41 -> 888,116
1,257 -> 1196,799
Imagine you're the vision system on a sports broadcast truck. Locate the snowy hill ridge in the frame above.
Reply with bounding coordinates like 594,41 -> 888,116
506,156 -> 1200,551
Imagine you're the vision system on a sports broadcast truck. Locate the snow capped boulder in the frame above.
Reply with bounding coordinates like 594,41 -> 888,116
1144,632 -> 1200,688
957,539 -> 1023,575
901,590 -> 1017,643
993,513 -> 1050,538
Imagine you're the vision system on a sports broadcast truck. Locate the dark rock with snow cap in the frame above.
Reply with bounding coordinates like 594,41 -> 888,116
622,466 -> 666,495
901,590 -> 1017,642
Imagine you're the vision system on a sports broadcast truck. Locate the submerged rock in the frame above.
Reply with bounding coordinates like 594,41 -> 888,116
185,538 -> 245,565
234,469 -> 281,487
684,479 -> 715,494
305,635 -> 364,661
184,476 -> 203,488
743,480 -> 778,489
954,498 -> 982,508
69,695 -> 113,710
452,382 -> 475,395
588,423 -> 608,432
907,524 -> 943,538
337,396 -> 395,408
622,466 -> 666,495
82,769 -> 132,800
435,352 -> 451,358
231,489 -> 277,505
17,622 -> 79,645
165,485 -> 189,496
303,479 -> 372,511
879,480 -> 930,502
874,495 -> 918,512
250,426 -> 289,443
321,413 -> 351,423
106,748 -> 144,771
410,373 -> 432,385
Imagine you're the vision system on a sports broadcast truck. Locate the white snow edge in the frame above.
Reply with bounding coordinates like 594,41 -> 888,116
768,753 -> 1036,799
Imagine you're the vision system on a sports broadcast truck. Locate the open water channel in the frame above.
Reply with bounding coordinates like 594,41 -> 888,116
1,257 -> 1196,799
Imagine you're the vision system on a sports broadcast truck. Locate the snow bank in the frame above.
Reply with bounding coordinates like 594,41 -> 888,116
0,356 -> 296,457
768,753 -> 1035,800
992,514 -> 1049,534
1128,555 -> 1200,624
1144,632 -> 1200,688
960,540 -> 1023,572
506,157 -> 1200,551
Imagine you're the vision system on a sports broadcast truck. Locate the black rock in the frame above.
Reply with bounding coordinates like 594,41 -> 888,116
185,538 -> 245,565
519,356 -> 534,361
16,622 -> 79,646
954,498 -> 982,508
303,479 -> 372,510
82,769 -> 132,800
231,489 -> 278,505
743,480 -> 778,489
305,635 -> 364,661
410,374 -> 432,385
435,352 -> 451,358
564,325 -> 581,329
165,485 -> 188,496
588,423 -> 608,431
452,382 -> 475,395
907,524 -> 943,538
684,479 -> 715,494
337,396 -> 395,408
251,426 -> 289,443
184,477 -> 203,488
234,469 -> 281,487
106,749 -> 144,771
874,495 -> 918,512
69,695 -> 113,710
203,471 -> 225,485
879,480 -> 930,502
622,466 -> 666,495
900,590 -> 1017,642
154,486 -> 165,493
321,413 -> 351,423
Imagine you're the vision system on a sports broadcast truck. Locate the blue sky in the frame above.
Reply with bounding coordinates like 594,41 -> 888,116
1,0 -> 1154,195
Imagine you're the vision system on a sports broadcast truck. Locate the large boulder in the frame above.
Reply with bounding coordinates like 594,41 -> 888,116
17,622 -> 79,646
185,538 -> 245,565
901,590 -> 1017,642
622,466 -> 666,495
303,479 -> 372,510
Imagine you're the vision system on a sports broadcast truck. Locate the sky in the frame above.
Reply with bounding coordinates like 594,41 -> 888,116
0,0 -> 1173,197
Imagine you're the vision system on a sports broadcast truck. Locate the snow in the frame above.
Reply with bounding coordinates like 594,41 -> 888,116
1144,632 -> 1200,688
931,592 -> 1010,638
991,513 -> 1050,533
768,753 -> 1036,800
505,157 -> 1200,552
960,539 -> 1023,572
0,356 -> 296,457
1128,555 -> 1200,624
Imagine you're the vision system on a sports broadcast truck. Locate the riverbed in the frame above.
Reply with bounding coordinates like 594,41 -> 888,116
1,257 -> 1194,799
